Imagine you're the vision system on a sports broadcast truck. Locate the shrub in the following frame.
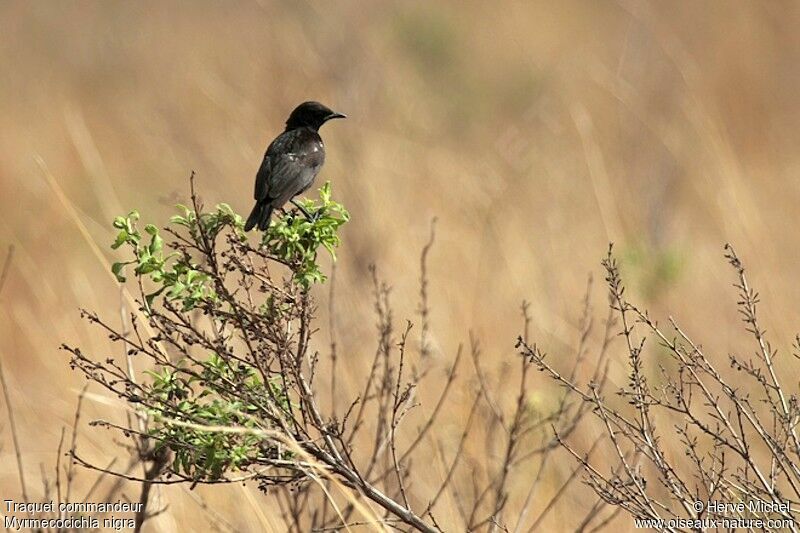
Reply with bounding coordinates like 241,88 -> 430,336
520,244 -> 800,531
64,175 -> 589,532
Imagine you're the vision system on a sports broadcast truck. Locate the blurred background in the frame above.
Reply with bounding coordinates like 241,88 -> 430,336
2,1 -> 800,530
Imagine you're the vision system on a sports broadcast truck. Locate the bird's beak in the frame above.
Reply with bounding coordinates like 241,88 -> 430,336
327,112 -> 347,120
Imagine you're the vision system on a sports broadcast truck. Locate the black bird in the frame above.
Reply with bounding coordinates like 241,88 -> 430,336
244,101 -> 346,231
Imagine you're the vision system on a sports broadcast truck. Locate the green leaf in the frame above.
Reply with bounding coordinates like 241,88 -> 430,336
149,233 -> 164,255
111,230 -> 129,250
111,261 -> 130,282
145,286 -> 166,308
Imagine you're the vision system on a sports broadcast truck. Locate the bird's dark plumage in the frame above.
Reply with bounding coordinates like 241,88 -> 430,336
245,101 -> 346,231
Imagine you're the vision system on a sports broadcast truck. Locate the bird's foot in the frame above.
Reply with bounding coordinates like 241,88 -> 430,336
293,207 -> 322,223
290,199 -> 322,223
277,207 -> 292,223
307,208 -> 324,223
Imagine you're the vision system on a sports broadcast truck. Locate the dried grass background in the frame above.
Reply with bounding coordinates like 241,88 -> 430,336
2,1 -> 800,531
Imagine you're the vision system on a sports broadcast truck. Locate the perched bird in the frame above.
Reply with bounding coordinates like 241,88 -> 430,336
244,101 -> 346,231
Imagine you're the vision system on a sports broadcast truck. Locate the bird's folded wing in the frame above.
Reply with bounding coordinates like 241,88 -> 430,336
254,151 -> 301,203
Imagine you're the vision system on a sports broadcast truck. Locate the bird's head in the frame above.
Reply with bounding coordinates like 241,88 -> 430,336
285,101 -> 346,131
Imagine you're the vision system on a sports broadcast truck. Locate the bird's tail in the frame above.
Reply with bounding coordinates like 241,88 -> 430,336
244,201 -> 274,232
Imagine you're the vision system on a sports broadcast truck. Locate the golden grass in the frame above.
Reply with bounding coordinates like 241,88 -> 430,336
2,1 -> 800,530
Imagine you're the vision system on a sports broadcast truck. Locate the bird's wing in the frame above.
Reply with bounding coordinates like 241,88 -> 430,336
254,151 -> 296,201
254,130 -> 323,205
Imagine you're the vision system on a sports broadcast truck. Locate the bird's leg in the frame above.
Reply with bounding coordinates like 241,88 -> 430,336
290,199 -> 321,222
